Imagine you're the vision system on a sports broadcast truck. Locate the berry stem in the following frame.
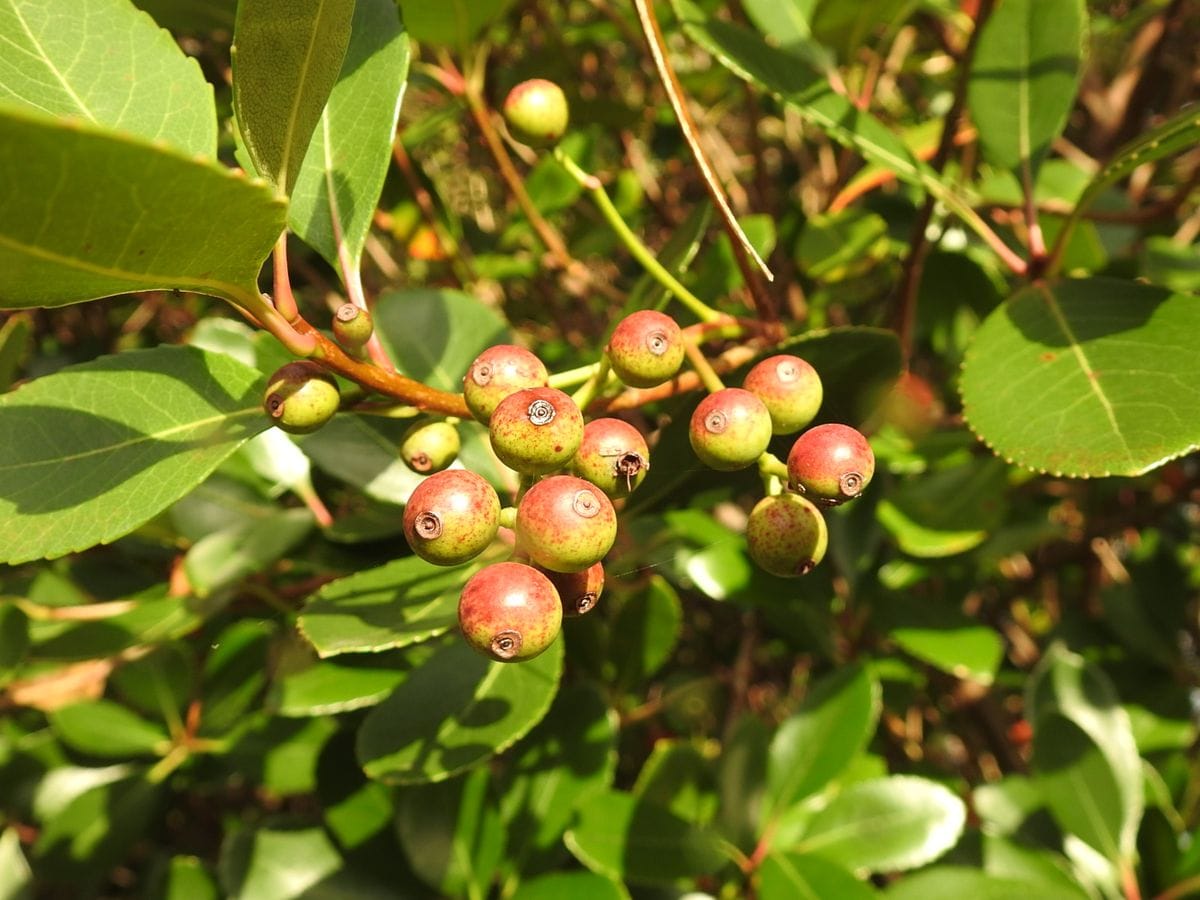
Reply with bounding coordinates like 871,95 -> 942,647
548,360 -> 604,390
758,451 -> 789,496
498,506 -> 517,530
683,335 -> 726,394
552,146 -> 723,324
571,353 -> 612,410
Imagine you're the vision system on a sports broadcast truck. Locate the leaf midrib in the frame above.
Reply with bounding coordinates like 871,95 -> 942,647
8,0 -> 97,123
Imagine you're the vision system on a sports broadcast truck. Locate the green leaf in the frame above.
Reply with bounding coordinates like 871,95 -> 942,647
273,653 -> 410,717
232,0 -> 355,195
968,0 -> 1086,174
0,346 -> 270,564
884,866 -> 1088,900
356,636 -> 563,784
149,855 -> 219,900
764,664 -> 880,821
634,740 -> 718,824
796,210 -> 891,282
133,0 -> 237,32
0,313 -> 32,392
564,790 -> 726,885
49,699 -> 169,758
200,620 -> 272,735
218,824 -> 344,900
875,595 -> 1005,685
760,852 -> 877,900
511,871 -> 628,900
291,0 -> 410,272
790,776 -> 966,873
960,278 -> 1200,476
0,0 -> 216,156
29,593 -> 199,662
184,508 -> 314,598
298,556 -> 477,657
610,576 -> 682,689
397,0 -> 517,49
224,716 -> 337,796
717,715 -> 770,850
0,827 -> 33,900
296,415 -> 426,505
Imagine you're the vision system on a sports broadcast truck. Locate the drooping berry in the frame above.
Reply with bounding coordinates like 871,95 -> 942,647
542,561 -> 605,616
503,78 -> 570,146
515,475 -> 617,573
747,493 -> 827,577
607,310 -> 685,389
332,303 -> 373,355
743,354 -> 823,435
458,562 -> 562,662
689,388 -> 773,471
400,419 -> 461,474
489,387 -> 584,476
571,417 -> 650,498
787,423 -> 875,505
263,361 -> 340,435
403,469 -> 501,566
463,344 -> 549,425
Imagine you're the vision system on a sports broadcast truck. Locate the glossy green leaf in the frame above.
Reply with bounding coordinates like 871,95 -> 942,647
0,0 -> 216,156
741,0 -> 817,49
765,665 -> 880,821
397,0 -> 517,49
0,108 -> 285,309
218,824 -> 343,900
0,346 -> 269,564
184,508 -> 314,597
968,0 -> 1085,174
357,636 -> 563,784
876,458 -> 1009,557
634,740 -> 718,824
611,576 -> 682,689
790,776 -> 966,873
273,654 -> 410,717
232,0 -> 354,195
298,557 -> 477,657
291,0 -> 410,272
760,852 -> 877,900
884,866 -> 1087,900
875,595 -> 1004,685
225,716 -> 337,795
0,827 -> 32,900
961,278 -> 1200,476
296,415 -> 426,505
151,855 -> 219,900
983,834 -> 1090,899
49,699 -> 169,758
511,871 -> 628,900
564,790 -> 726,885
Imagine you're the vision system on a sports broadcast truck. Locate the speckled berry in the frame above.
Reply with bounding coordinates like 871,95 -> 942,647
332,303 -> 373,354
787,423 -> 875,505
607,310 -> 685,388
458,562 -> 562,662
743,355 -> 823,435
463,344 -> 549,425
689,388 -> 773,471
571,417 -> 650,497
403,469 -> 501,566
503,78 -> 570,146
542,561 -> 605,616
515,475 -> 617,573
263,361 -> 340,435
489,387 -> 584,476
747,493 -> 827,577
400,419 -> 460,474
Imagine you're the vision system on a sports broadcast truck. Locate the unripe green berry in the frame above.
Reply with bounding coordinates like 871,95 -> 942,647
607,310 -> 685,388
489,387 -> 584,476
332,303 -> 374,354
458,562 -> 562,662
403,469 -> 501,566
463,344 -> 549,425
689,388 -> 773,471
400,419 -> 460,474
515,475 -> 617,573
542,561 -> 605,616
503,78 -> 569,146
787,423 -> 875,505
571,417 -> 650,498
746,493 -> 828,577
263,361 -> 340,435
743,354 -> 823,435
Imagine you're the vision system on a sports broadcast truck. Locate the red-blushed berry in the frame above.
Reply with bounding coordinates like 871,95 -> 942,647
515,475 -> 617,573
402,469 -> 501,566
463,344 -> 549,425
458,561 -> 562,662
743,354 -> 823,435
689,388 -> 773,471
399,419 -> 460,474
541,561 -> 605,616
503,79 -> 570,146
746,493 -> 828,577
489,387 -> 584,475
881,371 -> 944,438
787,423 -> 875,505
571,417 -> 650,497
332,303 -> 373,354
607,310 -> 685,388
263,361 -> 340,435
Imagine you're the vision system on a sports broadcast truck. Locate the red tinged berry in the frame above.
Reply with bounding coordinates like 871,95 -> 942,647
746,493 -> 828,577
607,310 -> 685,388
399,419 -> 460,474
503,78 -> 570,146
515,475 -> 618,573
263,361 -> 340,435
489,386 -> 584,476
458,562 -> 563,662
571,417 -> 650,497
689,388 -> 773,471
742,354 -> 823,435
402,469 -> 501,566
542,561 -> 605,616
463,344 -> 549,425
787,423 -> 875,505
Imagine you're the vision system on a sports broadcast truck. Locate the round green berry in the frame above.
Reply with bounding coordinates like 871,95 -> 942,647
458,562 -> 562,662
689,388 -> 773,471
607,310 -> 685,388
463,344 -> 549,425
489,387 -> 584,476
787,423 -> 875,505
515,475 -> 617,573
571,417 -> 650,498
403,469 -> 500,566
332,303 -> 374,353
743,354 -> 823,435
263,361 -> 340,435
503,78 -> 569,146
541,561 -> 605,616
746,493 -> 828,577
400,419 -> 460,474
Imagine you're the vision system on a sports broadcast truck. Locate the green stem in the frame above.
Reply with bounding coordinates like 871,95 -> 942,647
553,147 -> 722,323
548,360 -> 604,390
683,336 -> 725,393
499,506 -> 518,530
758,451 -> 789,496
571,353 -> 611,410
147,744 -> 190,784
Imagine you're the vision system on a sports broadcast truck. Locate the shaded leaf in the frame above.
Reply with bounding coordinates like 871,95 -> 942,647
610,576 -> 682,689
633,740 -> 718,824
397,0 -> 517,49
511,871 -> 628,900
273,653 -> 410,717
875,595 -> 1005,685
49,699 -> 168,758
218,824 -> 343,900
760,851 -> 877,900
185,508 -> 313,598
885,866 -> 1086,900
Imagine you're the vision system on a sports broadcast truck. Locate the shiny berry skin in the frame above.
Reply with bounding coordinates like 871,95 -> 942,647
787,423 -> 875,505
400,419 -> 460,474
332,303 -> 373,353
515,475 -> 617,573
746,493 -> 828,577
743,355 -> 823,435
689,388 -> 773,471
607,310 -> 685,388
503,78 -> 569,146
402,469 -> 501,566
463,344 -> 549,425
458,562 -> 562,662
489,387 -> 584,476
571,417 -> 650,497
542,561 -> 605,616
263,361 -> 340,435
